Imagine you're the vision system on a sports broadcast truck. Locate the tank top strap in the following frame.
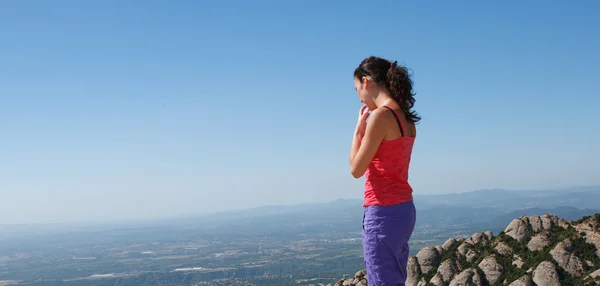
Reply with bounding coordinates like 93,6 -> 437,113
382,105 -> 405,137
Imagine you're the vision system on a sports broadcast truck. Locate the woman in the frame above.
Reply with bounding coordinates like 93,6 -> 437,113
349,56 -> 420,286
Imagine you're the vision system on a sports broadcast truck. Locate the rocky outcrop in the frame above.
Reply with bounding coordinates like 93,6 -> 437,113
512,254 -> 524,269
541,214 -> 558,229
549,238 -> 585,276
484,231 -> 493,240
478,256 -> 503,285
449,268 -> 482,286
585,231 -> 600,257
527,231 -> 550,251
584,268 -> 600,285
508,275 -> 532,286
505,217 -> 530,242
532,261 -> 560,286
406,256 -> 419,286
416,246 -> 440,274
468,232 -> 488,245
332,269 -> 367,286
442,237 -> 457,250
429,273 -> 444,286
494,241 -> 512,255
504,214 -> 568,243
529,214 -> 543,232
575,216 -> 600,257
437,259 -> 456,283
435,245 -> 443,254
333,213 -> 600,286
457,242 -> 469,257
465,249 -> 477,262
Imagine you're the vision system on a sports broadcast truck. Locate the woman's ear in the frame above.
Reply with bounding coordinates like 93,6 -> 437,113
362,76 -> 369,88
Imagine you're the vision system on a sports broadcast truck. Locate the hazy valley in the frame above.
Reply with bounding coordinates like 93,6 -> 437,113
1,187 -> 599,286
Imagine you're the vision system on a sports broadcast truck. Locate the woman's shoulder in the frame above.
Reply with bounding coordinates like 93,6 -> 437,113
374,106 -> 417,138
367,107 -> 395,126
372,106 -> 403,119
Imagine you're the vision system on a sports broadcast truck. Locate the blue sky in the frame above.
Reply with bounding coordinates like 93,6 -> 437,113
1,0 -> 599,224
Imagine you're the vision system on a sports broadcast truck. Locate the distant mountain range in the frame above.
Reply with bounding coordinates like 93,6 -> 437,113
189,185 -> 600,226
413,186 -> 600,210
175,186 -> 600,243
3,186 -> 599,239
2,186 -> 599,286
195,185 -> 600,217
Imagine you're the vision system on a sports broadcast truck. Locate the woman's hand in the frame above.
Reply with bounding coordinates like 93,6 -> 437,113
355,104 -> 370,138
349,106 -> 387,178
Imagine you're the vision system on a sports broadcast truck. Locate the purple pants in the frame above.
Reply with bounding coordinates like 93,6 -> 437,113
362,201 -> 416,286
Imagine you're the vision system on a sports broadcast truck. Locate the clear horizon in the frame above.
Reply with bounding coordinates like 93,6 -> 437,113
1,1 -> 599,224
1,184 -> 598,226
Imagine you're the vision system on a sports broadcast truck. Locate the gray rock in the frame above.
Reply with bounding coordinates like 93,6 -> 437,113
449,268 -> 482,286
406,256 -> 419,286
494,242 -> 512,256
527,232 -> 550,251
469,232 -> 486,245
449,270 -> 472,286
484,231 -> 493,240
430,273 -> 445,286
416,246 -> 440,274
540,214 -> 558,230
528,215 -> 543,232
512,254 -> 524,269
532,261 -> 560,286
508,275 -> 533,286
558,218 -> 570,229
435,245 -> 444,255
437,259 -> 456,283
354,269 -> 366,279
442,237 -> 457,250
478,256 -> 503,285
457,242 -> 469,256
588,268 -> 600,279
505,217 -> 530,242
472,269 -> 483,286
549,239 -> 584,277
466,249 -> 477,262
578,225 -> 600,257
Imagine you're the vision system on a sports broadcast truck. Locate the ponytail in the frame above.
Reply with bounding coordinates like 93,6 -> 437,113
386,61 -> 421,123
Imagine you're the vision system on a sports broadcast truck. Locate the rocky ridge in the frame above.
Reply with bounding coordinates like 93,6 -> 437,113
330,213 -> 600,286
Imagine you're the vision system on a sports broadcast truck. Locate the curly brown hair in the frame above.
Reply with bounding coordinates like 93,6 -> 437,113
354,56 -> 421,123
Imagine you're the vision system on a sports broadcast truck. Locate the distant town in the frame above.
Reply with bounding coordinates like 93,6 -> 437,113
1,188 -> 599,285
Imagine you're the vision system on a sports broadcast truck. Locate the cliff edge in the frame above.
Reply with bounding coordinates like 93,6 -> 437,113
331,213 -> 600,286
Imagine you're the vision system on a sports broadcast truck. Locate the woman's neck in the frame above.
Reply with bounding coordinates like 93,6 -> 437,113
376,97 -> 399,109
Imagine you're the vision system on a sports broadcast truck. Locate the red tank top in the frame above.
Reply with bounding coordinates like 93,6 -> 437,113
363,106 -> 415,207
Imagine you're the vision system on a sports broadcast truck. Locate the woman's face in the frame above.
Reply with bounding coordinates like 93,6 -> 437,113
354,77 -> 377,110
